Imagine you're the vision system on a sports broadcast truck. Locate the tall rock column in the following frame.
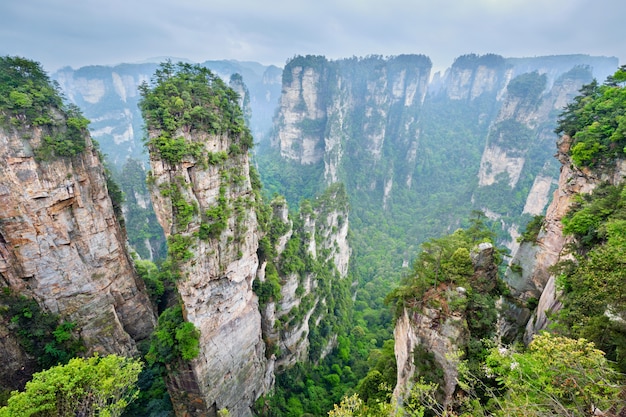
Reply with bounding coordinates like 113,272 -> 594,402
141,63 -> 268,417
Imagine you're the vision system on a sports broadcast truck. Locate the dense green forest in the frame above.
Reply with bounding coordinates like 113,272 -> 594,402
1,56 -> 625,417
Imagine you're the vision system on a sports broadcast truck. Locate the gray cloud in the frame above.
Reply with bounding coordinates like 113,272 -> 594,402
0,0 -> 623,72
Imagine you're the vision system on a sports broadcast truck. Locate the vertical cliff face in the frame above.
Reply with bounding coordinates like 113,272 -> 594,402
272,55 -> 432,189
141,63 -> 268,416
503,135 -> 626,343
258,184 -> 351,371
443,54 -> 509,101
274,57 -> 329,165
474,65 -> 599,253
265,53 -> 618,289
0,117 -> 155,356
149,138 -> 266,416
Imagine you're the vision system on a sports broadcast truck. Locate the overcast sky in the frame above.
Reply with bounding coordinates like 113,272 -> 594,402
1,0 -> 623,74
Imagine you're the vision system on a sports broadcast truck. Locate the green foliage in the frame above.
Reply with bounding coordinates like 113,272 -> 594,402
0,56 -> 63,127
553,182 -> 626,372
134,259 -> 165,306
146,305 -> 200,366
282,55 -> 329,85
451,54 -> 506,70
387,220 -> 491,317
171,189 -> 197,231
484,333 -> 622,416
139,61 -> 253,165
120,364 -> 173,417
556,66 -> 626,167
0,291 -> 84,370
561,181 -> 625,248
0,354 -> 142,417
199,185 -> 230,240
517,215 -> 544,243
506,71 -> 546,105
327,393 -> 391,417
167,234 -> 193,265
0,57 -> 92,160
253,262 -> 282,306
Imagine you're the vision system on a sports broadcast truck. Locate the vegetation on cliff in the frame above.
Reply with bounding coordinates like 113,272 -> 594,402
554,181 -> 626,373
556,65 -> 626,167
330,333 -> 622,417
0,354 -> 142,417
0,289 -> 84,371
139,61 -> 253,165
0,56 -> 91,159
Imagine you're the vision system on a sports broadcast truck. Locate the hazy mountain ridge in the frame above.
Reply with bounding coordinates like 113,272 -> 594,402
264,53 -> 618,282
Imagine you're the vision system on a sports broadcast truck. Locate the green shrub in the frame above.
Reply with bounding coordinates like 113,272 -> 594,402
0,290 -> 84,369
146,305 -> 200,366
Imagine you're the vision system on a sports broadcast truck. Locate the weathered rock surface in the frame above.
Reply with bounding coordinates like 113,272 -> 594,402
147,127 -> 268,416
273,55 -> 431,187
502,135 -> 626,342
394,243 -> 497,407
0,124 -> 156,356
260,185 -> 351,371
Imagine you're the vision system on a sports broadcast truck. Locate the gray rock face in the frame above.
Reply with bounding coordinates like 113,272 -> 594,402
147,129 -> 268,417
393,243 -> 497,407
0,124 -> 156,356
503,135 -> 626,343
273,55 -> 431,187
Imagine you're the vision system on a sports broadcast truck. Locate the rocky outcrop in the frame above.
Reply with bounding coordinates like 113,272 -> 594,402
259,184 -> 351,371
273,55 -> 432,187
274,59 -> 328,164
443,54 -> 508,101
0,122 -> 155,356
394,292 -> 468,406
502,135 -> 626,342
147,128 -> 267,416
473,62 -> 608,253
394,243 -> 497,407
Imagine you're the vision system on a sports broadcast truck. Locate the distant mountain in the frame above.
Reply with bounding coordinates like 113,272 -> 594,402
259,53 -> 618,283
52,59 -> 283,168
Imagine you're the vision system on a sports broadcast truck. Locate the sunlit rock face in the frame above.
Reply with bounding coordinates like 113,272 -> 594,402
0,123 -> 156,356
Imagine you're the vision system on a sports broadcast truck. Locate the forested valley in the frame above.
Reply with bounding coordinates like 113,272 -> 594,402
0,54 -> 624,417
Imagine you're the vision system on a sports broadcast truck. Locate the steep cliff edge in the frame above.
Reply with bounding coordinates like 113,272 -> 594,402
0,57 -> 156,387
503,67 -> 626,346
507,136 -> 626,342
391,230 -> 500,407
141,62 -> 267,416
258,184 -> 351,371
